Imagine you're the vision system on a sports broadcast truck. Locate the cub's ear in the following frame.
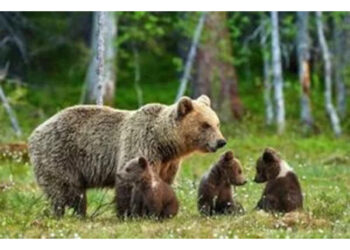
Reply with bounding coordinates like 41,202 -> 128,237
177,97 -> 193,119
222,151 -> 234,161
197,95 -> 211,107
262,148 -> 279,163
138,157 -> 148,170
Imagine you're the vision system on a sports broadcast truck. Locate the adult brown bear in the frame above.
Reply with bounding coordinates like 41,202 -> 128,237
28,95 -> 226,217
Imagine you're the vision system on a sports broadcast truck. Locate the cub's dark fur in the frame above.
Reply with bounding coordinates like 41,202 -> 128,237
254,148 -> 303,213
198,151 -> 246,216
116,157 -> 179,219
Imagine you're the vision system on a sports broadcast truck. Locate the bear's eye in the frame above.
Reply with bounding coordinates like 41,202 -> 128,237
202,122 -> 211,129
125,168 -> 131,173
238,169 -> 242,174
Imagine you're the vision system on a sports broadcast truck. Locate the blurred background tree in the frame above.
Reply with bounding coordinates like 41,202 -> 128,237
0,11 -> 350,139
81,12 -> 117,106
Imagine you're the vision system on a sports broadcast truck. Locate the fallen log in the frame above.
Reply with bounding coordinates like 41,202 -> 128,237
0,142 -> 28,162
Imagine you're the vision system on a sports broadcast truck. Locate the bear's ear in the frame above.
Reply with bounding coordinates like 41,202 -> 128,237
177,97 -> 193,119
197,95 -> 211,107
138,157 -> 148,170
222,151 -> 234,161
262,148 -> 279,163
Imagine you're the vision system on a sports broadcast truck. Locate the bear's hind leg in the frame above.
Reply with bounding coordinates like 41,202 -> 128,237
116,183 -> 133,218
48,183 -> 86,218
161,200 -> 178,219
215,188 -> 234,214
71,190 -> 87,217
198,195 -> 214,216
52,200 -> 66,218
40,183 -> 68,218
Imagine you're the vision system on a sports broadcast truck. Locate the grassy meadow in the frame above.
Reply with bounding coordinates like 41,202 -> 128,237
1,126 -> 349,238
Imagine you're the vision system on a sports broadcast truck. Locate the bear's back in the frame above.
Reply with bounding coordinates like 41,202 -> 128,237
29,105 -> 128,142
28,105 -> 131,187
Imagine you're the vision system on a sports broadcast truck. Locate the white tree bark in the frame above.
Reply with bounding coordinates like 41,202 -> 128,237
81,12 -> 117,106
96,12 -> 105,106
175,12 -> 206,101
260,18 -> 274,125
271,12 -> 285,134
297,12 -> 313,128
316,12 -> 342,136
0,63 -> 22,137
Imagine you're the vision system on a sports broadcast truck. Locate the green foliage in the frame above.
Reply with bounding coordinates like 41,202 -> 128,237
117,12 -> 179,86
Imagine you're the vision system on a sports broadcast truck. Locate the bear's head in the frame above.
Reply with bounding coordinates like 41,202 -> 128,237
254,148 -> 281,183
218,151 -> 247,186
175,95 -> 226,153
119,156 -> 150,183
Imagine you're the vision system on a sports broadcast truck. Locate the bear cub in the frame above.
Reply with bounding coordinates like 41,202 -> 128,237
116,157 -> 179,219
198,151 -> 247,216
254,148 -> 303,213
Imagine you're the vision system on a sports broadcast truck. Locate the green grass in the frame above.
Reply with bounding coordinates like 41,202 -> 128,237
1,129 -> 349,238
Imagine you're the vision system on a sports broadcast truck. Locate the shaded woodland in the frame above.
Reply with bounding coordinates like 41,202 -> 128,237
1,12 -> 350,138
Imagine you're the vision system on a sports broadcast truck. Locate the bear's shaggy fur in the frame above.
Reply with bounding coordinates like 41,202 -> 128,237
254,148 -> 303,213
28,95 -> 225,217
197,151 -> 246,216
116,156 -> 178,219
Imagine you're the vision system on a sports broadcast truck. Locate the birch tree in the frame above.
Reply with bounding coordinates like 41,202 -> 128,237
297,12 -> 313,130
0,63 -> 22,136
271,12 -> 285,134
260,16 -> 273,125
81,12 -> 117,106
316,12 -> 342,136
175,12 -> 206,101
96,12 -> 105,106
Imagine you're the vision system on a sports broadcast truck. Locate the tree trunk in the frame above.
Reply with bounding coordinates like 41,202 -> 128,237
132,43 -> 143,107
271,12 -> 285,134
341,14 -> 350,118
0,63 -> 22,137
81,12 -> 117,106
192,48 -> 212,98
96,12 -> 105,106
333,15 -> 347,119
193,12 -> 243,120
103,12 -> 117,105
260,16 -> 274,125
297,12 -> 313,130
176,12 -> 206,101
316,12 -> 342,136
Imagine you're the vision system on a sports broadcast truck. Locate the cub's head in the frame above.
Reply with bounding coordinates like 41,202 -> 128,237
218,151 -> 247,186
175,95 -> 226,153
118,156 -> 150,183
254,148 -> 281,183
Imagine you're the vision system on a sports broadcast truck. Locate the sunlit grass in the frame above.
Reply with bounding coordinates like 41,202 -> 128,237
0,132 -> 349,238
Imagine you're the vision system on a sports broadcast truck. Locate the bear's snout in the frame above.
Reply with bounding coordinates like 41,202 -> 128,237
206,139 -> 226,152
235,177 -> 247,186
239,179 -> 247,185
216,139 -> 227,149
254,176 -> 264,183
